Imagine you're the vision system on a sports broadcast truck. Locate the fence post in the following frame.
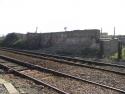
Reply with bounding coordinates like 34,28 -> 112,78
118,40 -> 122,60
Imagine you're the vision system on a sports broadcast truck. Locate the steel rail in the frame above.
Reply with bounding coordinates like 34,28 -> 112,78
0,62 -> 68,94
1,47 -> 125,68
0,55 -> 125,93
1,48 -> 125,76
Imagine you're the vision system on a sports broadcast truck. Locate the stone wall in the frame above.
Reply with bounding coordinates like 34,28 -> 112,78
102,39 -> 118,57
26,29 -> 100,57
2,29 -> 120,58
117,35 -> 125,46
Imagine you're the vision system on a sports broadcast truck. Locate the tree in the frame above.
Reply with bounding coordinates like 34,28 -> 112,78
2,33 -> 19,47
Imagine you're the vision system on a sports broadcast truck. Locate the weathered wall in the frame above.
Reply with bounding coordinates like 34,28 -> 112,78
102,39 -> 118,57
26,29 -> 100,56
117,35 -> 125,46
1,30 -> 120,58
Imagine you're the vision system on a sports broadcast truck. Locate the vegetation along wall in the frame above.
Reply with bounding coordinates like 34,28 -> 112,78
0,29 -> 119,58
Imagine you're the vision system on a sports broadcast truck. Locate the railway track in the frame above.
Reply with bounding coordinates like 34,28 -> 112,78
1,48 -> 125,93
0,56 -> 124,94
0,60 -> 68,94
0,62 -> 56,94
1,47 -> 125,75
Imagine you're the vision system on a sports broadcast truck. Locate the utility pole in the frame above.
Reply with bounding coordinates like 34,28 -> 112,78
35,26 -> 38,33
101,27 -> 102,34
100,27 -> 102,38
113,26 -> 116,39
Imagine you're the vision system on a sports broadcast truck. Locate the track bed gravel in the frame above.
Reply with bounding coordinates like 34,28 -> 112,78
0,68 -> 59,94
0,60 -> 121,94
0,73 -> 59,94
0,84 -> 8,94
20,69 -> 122,94
0,50 -> 125,94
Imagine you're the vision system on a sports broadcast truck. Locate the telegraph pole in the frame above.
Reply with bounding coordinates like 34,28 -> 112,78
101,27 -> 102,34
35,26 -> 38,33
113,26 -> 116,39
100,27 -> 102,38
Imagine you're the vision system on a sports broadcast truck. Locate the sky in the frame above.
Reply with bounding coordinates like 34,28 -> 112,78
0,0 -> 125,36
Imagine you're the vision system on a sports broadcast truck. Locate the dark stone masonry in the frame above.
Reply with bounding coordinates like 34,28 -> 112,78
26,29 -> 100,57
1,29 -> 119,58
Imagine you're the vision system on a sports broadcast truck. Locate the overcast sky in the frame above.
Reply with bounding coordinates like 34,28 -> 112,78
0,0 -> 125,36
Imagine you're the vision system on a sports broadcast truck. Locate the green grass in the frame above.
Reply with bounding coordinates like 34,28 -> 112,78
110,48 -> 125,60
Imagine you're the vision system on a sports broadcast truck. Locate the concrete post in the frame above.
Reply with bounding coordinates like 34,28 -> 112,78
118,41 -> 122,60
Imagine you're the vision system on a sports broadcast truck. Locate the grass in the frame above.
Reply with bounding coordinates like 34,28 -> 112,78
110,47 -> 125,60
